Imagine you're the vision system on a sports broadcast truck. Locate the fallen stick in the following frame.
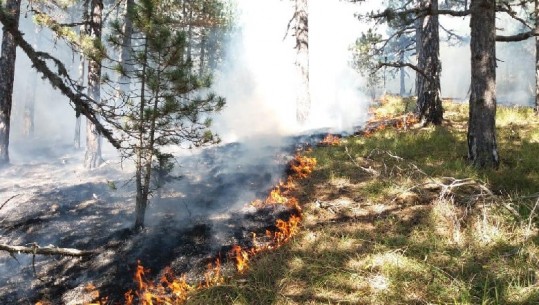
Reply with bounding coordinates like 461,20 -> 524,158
0,243 -> 94,257
0,194 -> 20,211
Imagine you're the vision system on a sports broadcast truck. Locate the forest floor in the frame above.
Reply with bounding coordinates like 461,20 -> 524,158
0,135 -> 315,304
2,97 -> 539,305
185,97 -> 539,305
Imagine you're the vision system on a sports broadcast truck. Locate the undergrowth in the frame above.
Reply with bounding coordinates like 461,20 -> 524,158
185,96 -> 539,305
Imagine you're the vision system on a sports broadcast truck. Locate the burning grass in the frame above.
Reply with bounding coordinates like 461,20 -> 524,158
184,97 -> 539,305
54,150 -> 317,305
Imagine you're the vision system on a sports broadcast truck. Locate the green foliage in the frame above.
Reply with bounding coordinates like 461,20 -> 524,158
108,0 -> 225,154
105,0 -> 226,228
351,29 -> 384,98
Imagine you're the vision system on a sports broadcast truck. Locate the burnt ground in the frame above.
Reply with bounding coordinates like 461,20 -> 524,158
0,135 -> 322,305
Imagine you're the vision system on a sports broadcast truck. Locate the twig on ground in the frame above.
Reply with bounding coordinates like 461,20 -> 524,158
0,194 -> 20,211
527,197 -> 539,233
0,243 -> 93,257
344,146 -> 379,176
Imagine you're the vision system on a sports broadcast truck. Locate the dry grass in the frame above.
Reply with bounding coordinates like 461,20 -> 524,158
185,97 -> 539,305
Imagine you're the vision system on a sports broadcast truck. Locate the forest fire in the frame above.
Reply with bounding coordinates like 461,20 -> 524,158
121,262 -> 195,305
228,154 -> 315,274
361,114 -> 420,137
319,134 -> 341,146
48,151 -> 317,305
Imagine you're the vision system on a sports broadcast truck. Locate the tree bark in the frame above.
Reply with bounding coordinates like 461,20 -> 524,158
468,0 -> 499,168
415,0 -> 443,125
84,0 -> 104,169
118,0 -> 134,92
0,5 -> 119,149
535,0 -> 539,114
23,26 -> 40,138
0,0 -> 21,166
415,17 -> 423,97
74,56 -> 84,149
134,39 -> 149,231
295,0 -> 310,124
399,50 -> 406,96
75,1 -> 88,149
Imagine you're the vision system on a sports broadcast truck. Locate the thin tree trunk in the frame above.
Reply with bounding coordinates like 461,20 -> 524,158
535,0 -> 539,114
295,0 -> 310,124
399,51 -> 406,96
208,27 -> 218,70
74,56 -> 85,149
23,26 -> 40,138
84,0 -> 104,169
468,0 -> 499,168
199,29 -> 206,77
186,1 -> 193,61
118,0 -> 134,92
75,0 -> 88,149
415,17 -> 423,97
415,0 -> 443,125
0,0 -> 21,166
134,39 -> 149,231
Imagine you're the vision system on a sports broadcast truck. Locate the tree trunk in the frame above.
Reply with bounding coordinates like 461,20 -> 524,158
415,17 -> 423,97
415,0 -> 443,125
75,0 -> 88,150
295,0 -> 310,124
23,26 -> 40,138
74,56 -> 85,149
134,167 -> 147,231
84,0 -> 104,169
399,51 -> 406,96
0,0 -> 21,166
118,0 -> 134,92
134,39 -> 149,231
468,0 -> 499,168
199,29 -> 206,77
535,0 -> 539,114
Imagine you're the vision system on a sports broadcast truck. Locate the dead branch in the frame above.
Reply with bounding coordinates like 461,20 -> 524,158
0,243 -> 94,257
344,146 -> 380,176
0,194 -> 20,211
376,61 -> 434,84
527,197 -> 539,233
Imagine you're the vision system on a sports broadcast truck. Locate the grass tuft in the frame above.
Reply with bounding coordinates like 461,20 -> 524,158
185,98 -> 539,305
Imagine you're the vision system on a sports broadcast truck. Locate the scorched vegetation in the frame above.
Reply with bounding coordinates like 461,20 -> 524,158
186,97 -> 539,305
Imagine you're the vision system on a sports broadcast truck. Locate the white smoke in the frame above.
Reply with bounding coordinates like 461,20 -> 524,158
212,0 -> 374,142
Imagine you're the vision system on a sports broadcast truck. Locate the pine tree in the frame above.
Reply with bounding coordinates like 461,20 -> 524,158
108,0 -> 225,231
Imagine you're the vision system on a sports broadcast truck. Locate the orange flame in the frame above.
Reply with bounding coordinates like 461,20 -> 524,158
202,258 -> 223,287
289,155 -> 317,179
319,134 -> 341,146
265,187 -> 288,204
121,261 -> 195,305
68,152 -> 317,305
230,245 -> 250,273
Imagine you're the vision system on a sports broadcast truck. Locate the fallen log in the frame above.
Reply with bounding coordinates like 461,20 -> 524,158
0,243 -> 94,257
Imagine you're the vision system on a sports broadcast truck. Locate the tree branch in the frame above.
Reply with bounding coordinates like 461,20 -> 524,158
377,61 -> 434,83
0,5 -> 121,149
369,7 -> 470,20
0,243 -> 93,257
496,29 -> 539,42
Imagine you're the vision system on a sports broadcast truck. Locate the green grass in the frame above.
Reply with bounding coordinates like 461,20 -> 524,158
185,97 -> 539,305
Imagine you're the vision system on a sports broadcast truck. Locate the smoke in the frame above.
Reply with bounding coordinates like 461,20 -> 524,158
212,0 -> 372,142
